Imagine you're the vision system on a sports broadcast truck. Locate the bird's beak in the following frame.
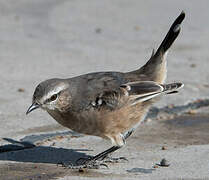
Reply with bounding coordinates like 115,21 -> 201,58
26,102 -> 40,115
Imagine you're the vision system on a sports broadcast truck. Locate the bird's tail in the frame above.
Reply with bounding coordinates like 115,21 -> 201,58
130,11 -> 185,83
155,11 -> 185,55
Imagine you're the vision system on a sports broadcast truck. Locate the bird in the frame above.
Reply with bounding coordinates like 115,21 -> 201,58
26,11 -> 185,169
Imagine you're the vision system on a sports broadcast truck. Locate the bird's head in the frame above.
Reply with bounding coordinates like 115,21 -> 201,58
26,79 -> 71,114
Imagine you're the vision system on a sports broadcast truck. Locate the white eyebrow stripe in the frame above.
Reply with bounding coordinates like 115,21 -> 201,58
43,84 -> 69,102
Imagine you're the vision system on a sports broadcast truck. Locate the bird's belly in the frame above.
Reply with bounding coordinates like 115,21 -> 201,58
76,106 -> 147,137
47,104 -> 148,139
100,105 -> 148,136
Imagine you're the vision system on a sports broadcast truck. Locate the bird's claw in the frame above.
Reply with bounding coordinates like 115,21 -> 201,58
75,157 -> 109,169
57,161 -> 73,168
102,156 -> 128,163
57,156 -> 128,170
58,158 -> 109,169
75,157 -> 92,165
73,160 -> 108,169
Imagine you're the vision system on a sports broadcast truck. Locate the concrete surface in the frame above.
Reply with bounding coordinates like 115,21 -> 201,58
0,0 -> 209,179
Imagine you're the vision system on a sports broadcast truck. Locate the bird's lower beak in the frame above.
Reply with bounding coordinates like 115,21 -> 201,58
26,102 -> 40,115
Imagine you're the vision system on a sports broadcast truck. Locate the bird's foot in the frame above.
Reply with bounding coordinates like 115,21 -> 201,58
74,157 -> 108,169
57,158 -> 108,169
57,161 -> 73,168
102,156 -> 128,163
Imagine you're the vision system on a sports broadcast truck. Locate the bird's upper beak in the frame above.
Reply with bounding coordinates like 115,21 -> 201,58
26,102 -> 40,115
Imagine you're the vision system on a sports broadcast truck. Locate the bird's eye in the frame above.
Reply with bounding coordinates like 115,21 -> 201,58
50,94 -> 57,101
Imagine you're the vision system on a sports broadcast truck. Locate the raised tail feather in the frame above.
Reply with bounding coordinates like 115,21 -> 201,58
132,11 -> 185,83
155,11 -> 185,55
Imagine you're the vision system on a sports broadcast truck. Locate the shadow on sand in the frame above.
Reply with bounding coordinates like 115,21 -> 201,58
0,138 -> 91,165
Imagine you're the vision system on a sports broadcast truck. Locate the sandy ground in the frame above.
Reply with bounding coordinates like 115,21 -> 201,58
0,0 -> 209,179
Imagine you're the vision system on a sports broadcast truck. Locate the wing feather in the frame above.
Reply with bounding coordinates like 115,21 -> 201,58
90,81 -> 183,109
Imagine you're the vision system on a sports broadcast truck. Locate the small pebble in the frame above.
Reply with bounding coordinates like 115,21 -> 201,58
95,28 -> 102,34
194,99 -> 202,103
14,15 -> 20,21
145,118 -> 152,123
161,146 -> 167,150
167,104 -> 174,108
187,109 -> 197,115
134,25 -> 140,31
18,88 -> 25,92
153,165 -> 159,168
56,135 -> 64,140
203,84 -> 209,88
160,158 -> 170,167
190,63 -> 196,68
79,168 -> 85,173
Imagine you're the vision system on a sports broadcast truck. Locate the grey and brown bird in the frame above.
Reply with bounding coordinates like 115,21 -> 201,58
26,12 -> 185,168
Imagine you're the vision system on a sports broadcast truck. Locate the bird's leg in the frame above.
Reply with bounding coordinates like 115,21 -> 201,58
124,128 -> 134,139
74,146 -> 121,169
69,131 -> 134,169
100,153 -> 128,163
100,129 -> 134,163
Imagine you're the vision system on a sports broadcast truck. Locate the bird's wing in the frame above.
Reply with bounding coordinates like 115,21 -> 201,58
122,81 -> 183,106
83,78 -> 183,110
70,72 -> 127,111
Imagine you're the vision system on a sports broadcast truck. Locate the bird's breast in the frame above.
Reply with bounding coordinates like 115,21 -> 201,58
47,103 -> 149,140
